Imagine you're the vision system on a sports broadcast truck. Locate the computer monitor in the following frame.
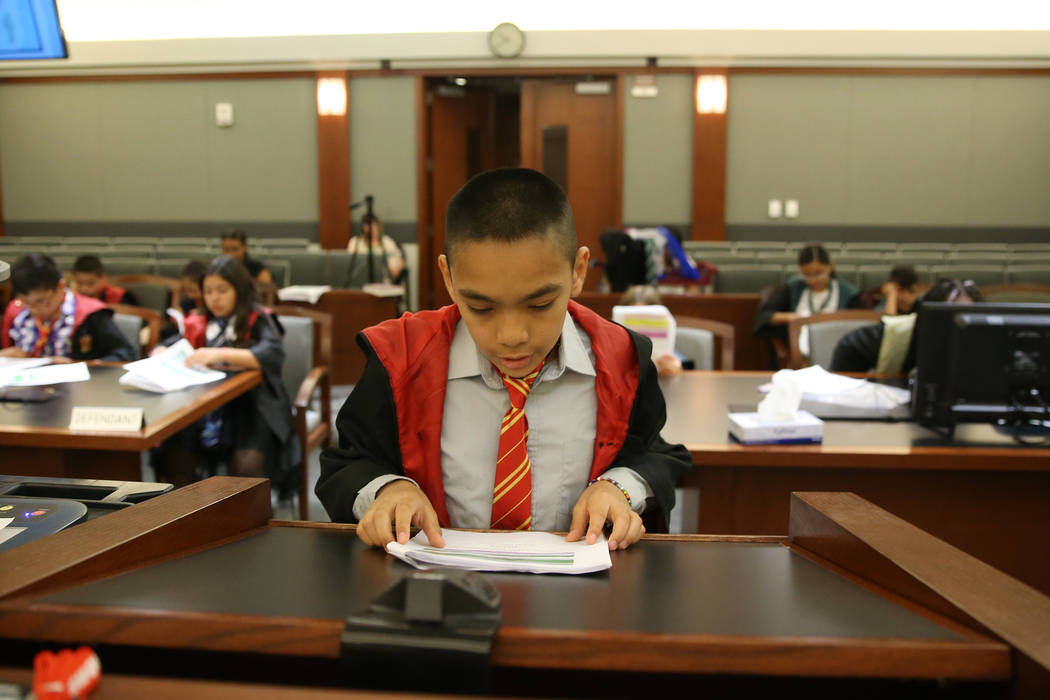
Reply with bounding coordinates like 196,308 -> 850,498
0,0 -> 68,61
912,301 -> 1050,435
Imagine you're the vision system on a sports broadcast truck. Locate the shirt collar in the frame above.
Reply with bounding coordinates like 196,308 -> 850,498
447,310 -> 596,388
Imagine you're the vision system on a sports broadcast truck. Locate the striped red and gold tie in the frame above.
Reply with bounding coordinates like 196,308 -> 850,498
490,362 -> 544,530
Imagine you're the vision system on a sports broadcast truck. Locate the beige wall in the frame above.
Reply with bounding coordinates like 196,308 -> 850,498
0,78 -> 318,223
2,72 -> 1048,237
349,76 -> 417,225
726,74 -> 1050,228
622,74 -> 694,224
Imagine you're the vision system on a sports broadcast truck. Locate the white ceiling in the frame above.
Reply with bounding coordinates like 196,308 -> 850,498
56,0 -> 1050,41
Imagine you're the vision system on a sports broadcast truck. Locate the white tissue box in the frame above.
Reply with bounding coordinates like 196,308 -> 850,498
728,411 -> 824,445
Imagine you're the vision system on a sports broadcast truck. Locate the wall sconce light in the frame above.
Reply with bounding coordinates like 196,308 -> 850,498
317,77 -> 348,116
695,74 -> 727,115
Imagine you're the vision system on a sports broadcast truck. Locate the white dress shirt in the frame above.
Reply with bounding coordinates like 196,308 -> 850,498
352,311 -> 653,529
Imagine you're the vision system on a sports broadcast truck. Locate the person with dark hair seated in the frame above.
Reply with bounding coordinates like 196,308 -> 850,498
831,278 -> 982,374
1,254 -> 135,362
878,264 -> 920,316
72,255 -> 139,306
753,243 -> 863,366
220,229 -> 273,285
177,259 -> 208,316
150,255 -> 296,494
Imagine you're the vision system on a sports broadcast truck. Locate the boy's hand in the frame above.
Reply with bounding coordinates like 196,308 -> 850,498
149,345 -> 168,357
566,480 -> 645,551
0,347 -> 28,358
358,480 -> 445,549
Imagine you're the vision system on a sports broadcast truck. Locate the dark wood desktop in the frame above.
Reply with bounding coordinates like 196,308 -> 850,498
660,371 -> 1050,596
0,363 -> 260,481
1,478 -> 1048,697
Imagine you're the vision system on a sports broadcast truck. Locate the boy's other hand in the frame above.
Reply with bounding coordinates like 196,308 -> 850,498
49,356 -> 72,364
655,353 -> 683,376
567,480 -> 645,551
358,480 -> 445,549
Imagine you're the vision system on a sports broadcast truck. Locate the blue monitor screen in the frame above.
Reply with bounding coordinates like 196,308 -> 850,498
0,0 -> 68,60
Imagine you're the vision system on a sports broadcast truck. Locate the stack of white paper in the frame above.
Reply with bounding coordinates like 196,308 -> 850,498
760,365 -> 911,418
0,361 -> 89,388
119,339 -> 226,393
611,304 -> 676,359
276,285 -> 332,304
362,283 -> 404,298
386,529 -> 612,575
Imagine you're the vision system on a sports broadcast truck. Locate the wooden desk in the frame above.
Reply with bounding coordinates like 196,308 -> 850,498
2,478 -> 1047,697
660,371 -> 1050,595
0,364 -> 260,481
287,290 -> 399,384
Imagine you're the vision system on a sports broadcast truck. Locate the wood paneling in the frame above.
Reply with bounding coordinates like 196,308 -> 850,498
691,67 -> 729,241
309,290 -> 399,384
521,78 -> 622,290
415,76 -> 432,308
575,292 -> 766,370
426,84 -> 491,307
316,71 -> 350,250
790,492 -> 1050,692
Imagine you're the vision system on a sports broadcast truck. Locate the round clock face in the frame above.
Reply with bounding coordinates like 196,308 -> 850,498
488,22 -> 525,59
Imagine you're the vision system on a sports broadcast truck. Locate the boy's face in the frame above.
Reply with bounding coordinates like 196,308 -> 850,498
439,233 -> 589,378
73,272 -> 104,298
18,280 -> 66,321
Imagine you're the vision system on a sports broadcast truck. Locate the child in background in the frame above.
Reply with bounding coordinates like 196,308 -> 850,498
151,256 -> 297,493
753,243 -> 863,366
71,255 -> 139,306
1,254 -> 134,362
177,260 -> 207,316
318,168 -> 690,551
878,265 -> 920,316
220,230 -> 273,285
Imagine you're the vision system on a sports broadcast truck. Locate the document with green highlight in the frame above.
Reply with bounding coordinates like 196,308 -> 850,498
386,529 -> 612,574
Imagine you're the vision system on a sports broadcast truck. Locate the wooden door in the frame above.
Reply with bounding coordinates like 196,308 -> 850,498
424,85 -> 493,308
520,78 -> 622,289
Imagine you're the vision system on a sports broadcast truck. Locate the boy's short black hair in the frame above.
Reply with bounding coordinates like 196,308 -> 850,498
72,254 -> 105,276
11,254 -> 63,295
445,167 -> 576,264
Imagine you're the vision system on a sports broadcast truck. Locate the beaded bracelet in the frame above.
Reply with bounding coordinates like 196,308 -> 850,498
589,476 -> 632,509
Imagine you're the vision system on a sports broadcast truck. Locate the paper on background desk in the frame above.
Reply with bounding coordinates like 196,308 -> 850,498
0,361 -> 89,388
120,338 -> 226,393
387,529 -> 612,575
760,365 -> 911,414
612,304 -> 676,359
276,285 -> 331,304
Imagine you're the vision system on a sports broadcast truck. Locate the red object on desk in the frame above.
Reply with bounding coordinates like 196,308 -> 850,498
33,647 -> 101,699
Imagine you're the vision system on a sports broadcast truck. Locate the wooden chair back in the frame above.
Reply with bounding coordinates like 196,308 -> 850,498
107,303 -> 162,357
675,316 -> 736,370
